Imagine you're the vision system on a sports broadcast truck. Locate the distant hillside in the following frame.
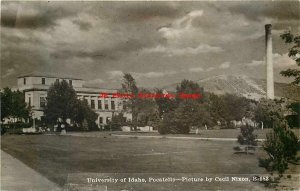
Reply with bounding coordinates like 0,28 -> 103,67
162,75 -> 300,101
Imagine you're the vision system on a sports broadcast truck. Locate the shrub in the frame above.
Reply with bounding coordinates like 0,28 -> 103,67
82,119 -> 89,131
2,122 -> 31,129
1,122 -> 32,135
4,127 -> 24,134
158,122 -> 169,134
107,113 -> 127,131
237,124 -> 257,146
157,111 -> 191,134
1,127 -> 6,135
263,124 -> 299,175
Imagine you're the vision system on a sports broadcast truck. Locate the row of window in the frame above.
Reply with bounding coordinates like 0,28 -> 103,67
23,78 -> 72,86
27,94 -> 121,110
34,97 -> 118,110
86,99 -> 115,110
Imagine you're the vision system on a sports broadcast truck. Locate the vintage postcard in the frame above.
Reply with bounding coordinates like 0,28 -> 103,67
1,1 -> 299,190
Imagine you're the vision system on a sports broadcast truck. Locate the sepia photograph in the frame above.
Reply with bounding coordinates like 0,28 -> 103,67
1,1 -> 299,190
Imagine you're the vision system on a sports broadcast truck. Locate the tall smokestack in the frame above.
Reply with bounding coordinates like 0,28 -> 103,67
265,24 -> 274,99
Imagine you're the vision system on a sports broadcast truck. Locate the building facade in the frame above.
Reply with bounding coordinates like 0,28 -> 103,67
16,72 -> 132,128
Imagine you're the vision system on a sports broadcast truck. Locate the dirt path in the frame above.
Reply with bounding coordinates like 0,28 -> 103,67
1,150 -> 62,191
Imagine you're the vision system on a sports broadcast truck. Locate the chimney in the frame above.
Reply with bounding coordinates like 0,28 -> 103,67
265,24 -> 274,99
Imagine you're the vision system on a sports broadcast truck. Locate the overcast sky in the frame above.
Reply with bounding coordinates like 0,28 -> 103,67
1,1 -> 299,89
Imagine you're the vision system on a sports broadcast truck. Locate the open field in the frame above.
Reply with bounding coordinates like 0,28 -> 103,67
1,133 -> 299,190
64,128 -> 300,139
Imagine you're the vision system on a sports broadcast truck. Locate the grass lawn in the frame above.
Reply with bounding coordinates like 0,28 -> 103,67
1,134 -> 298,190
101,128 -> 300,139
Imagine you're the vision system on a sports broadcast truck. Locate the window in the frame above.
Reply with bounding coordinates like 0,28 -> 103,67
28,97 -> 31,107
69,80 -> 72,86
104,100 -> 109,110
123,101 -> 127,110
98,100 -> 102,110
40,97 -> 47,108
91,100 -> 95,109
56,79 -> 59,83
111,100 -> 115,110
24,78 -> 26,85
83,97 -> 88,104
99,117 -> 103,124
106,117 -> 111,123
42,78 -> 45,85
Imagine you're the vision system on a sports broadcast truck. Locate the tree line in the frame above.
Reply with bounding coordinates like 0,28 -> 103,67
118,74 -> 299,134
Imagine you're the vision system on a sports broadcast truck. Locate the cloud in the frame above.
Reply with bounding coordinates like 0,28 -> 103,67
188,67 -> 204,72
219,62 -> 231,69
228,1 -> 299,21
1,2 -> 78,29
72,20 -> 92,31
114,2 -> 181,22
1,1 -> 299,88
107,70 -> 124,79
206,67 -> 215,72
246,60 -> 264,67
106,70 -> 178,80
273,53 -> 297,68
2,68 -> 16,78
246,53 -> 296,68
158,10 -> 203,41
142,44 -> 223,56
84,78 -> 105,87
136,72 -> 166,78
133,71 -> 177,78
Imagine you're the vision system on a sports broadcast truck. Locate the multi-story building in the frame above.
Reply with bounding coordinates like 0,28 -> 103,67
16,72 -> 132,128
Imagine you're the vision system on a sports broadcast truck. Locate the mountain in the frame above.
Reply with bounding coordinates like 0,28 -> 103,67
162,75 -> 300,101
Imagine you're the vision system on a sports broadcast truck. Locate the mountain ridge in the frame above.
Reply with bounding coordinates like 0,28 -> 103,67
161,75 -> 300,101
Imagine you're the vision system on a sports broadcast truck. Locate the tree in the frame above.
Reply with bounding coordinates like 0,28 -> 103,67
135,88 -> 159,127
280,31 -> 300,85
108,113 -> 127,131
45,80 -> 98,131
154,89 -> 176,118
11,90 -> 31,121
207,93 -> 227,124
1,87 -> 14,122
175,79 -> 204,103
262,124 -> 299,175
222,94 -> 250,122
157,80 -> 210,134
207,93 -> 251,127
254,98 -> 286,128
120,73 -> 139,130
72,99 -> 97,130
175,101 -> 211,133
286,102 -> 300,128
0,87 -> 30,122
44,80 -> 78,125
237,124 -> 257,154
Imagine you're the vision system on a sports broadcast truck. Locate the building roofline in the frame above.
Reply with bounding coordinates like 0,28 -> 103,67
17,72 -> 83,80
20,87 -> 119,93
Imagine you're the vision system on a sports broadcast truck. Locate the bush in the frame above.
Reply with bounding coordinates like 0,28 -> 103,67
237,124 -> 257,146
2,122 -> 31,129
88,122 -> 99,131
263,125 -> 299,175
1,127 -> 6,135
66,124 -> 82,132
157,111 -> 190,134
158,122 -> 169,134
4,127 -> 24,134
107,113 -> 127,131
1,122 -> 32,135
